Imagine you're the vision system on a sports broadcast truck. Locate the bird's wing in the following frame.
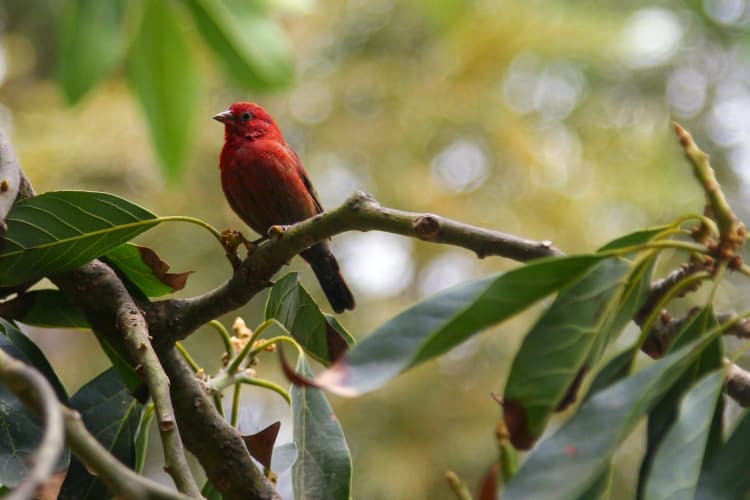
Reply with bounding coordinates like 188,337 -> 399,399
290,147 -> 325,214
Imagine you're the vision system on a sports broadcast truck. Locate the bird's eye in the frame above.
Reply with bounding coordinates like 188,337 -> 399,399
241,112 -> 252,121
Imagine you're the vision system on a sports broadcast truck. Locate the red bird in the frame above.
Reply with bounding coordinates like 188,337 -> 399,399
214,102 -> 355,313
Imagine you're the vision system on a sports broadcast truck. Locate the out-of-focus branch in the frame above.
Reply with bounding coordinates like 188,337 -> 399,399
0,349 -> 64,500
146,191 -> 563,345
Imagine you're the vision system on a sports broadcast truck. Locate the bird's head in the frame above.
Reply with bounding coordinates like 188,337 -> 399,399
213,102 -> 282,142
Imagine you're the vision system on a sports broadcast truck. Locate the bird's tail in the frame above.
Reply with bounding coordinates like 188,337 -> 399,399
301,242 -> 355,313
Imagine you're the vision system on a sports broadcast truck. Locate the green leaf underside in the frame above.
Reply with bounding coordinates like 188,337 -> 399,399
59,368 -> 143,499
502,331 -> 724,500
637,307 -> 724,498
56,0 -> 126,103
586,255 -> 655,365
292,356 -> 351,500
696,404 -> 750,498
0,191 -> 158,287
502,258 -> 633,446
0,321 -> 69,487
265,273 -> 353,366
128,0 -> 199,180
8,289 -> 89,329
316,254 -> 604,396
644,370 -> 725,500
183,0 -> 293,90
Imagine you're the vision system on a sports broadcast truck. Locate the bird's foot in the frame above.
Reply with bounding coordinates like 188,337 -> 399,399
221,229 -> 247,269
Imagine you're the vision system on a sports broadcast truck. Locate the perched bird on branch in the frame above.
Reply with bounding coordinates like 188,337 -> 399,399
214,102 -> 355,313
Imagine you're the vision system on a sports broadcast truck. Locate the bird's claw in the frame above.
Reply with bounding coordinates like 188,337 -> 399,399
221,229 -> 251,269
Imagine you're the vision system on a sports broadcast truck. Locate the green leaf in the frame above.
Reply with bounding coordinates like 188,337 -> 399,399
585,255 -> 655,365
201,480 -> 223,500
0,321 -> 69,487
104,243 -> 191,297
134,404 -> 154,474
637,307 -> 723,498
265,273 -> 354,366
292,356 -> 351,500
0,319 -> 68,401
502,332 -> 722,500
576,466 -> 613,500
3,289 -> 89,329
317,255 -> 603,396
643,370 -> 725,500
0,191 -> 159,287
59,368 -> 144,500
597,224 -> 673,252
56,0 -> 126,103
696,404 -> 750,499
96,336 -> 142,398
128,0 -> 200,180
182,0 -> 293,90
582,344 -> 638,401
502,258 -> 633,449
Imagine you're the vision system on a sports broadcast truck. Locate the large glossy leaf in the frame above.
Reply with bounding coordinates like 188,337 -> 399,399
502,331 -> 722,500
128,0 -> 200,180
182,0 -> 293,90
104,243 -> 191,297
292,356 -> 351,500
59,368 -> 144,499
265,273 -> 354,366
643,370 -> 725,500
4,289 -> 88,329
502,258 -> 633,449
0,320 -> 69,487
696,405 -> 750,499
0,191 -> 158,287
56,0 -> 126,103
317,255 -> 603,396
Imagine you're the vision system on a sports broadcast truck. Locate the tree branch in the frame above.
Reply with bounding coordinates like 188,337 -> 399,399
52,263 -> 200,497
147,191 -> 563,344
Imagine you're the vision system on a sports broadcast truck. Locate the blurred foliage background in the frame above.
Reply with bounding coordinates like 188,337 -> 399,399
3,0 -> 750,498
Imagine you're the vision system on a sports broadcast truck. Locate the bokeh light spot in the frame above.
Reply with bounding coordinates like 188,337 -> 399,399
666,67 -> 707,117
619,8 -> 683,68
337,232 -> 414,298
430,139 -> 490,193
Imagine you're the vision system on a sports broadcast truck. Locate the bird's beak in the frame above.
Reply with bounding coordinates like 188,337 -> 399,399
213,110 -> 234,124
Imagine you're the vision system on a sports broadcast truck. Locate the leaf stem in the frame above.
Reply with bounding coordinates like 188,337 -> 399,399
175,342 -> 200,373
231,384 -> 241,428
236,375 -> 291,404
209,320 -> 233,357
157,215 -> 223,243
